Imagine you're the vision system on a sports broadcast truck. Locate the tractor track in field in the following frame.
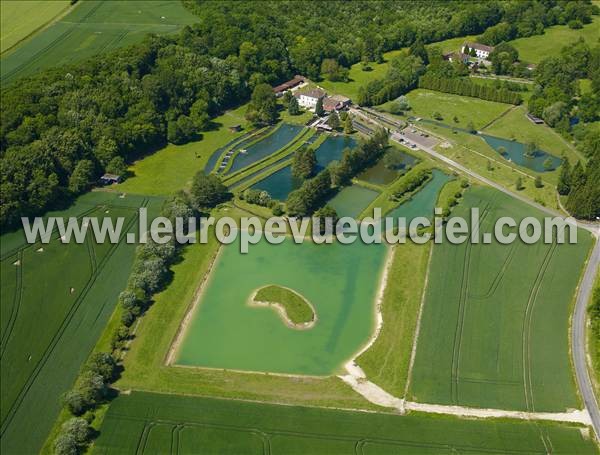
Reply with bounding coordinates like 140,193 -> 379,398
2,0 -> 103,83
0,200 -> 146,437
0,251 -> 23,356
114,413 -> 567,455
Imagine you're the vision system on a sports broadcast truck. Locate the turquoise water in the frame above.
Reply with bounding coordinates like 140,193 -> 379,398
384,169 -> 451,230
251,135 -> 357,200
358,150 -> 418,185
226,124 -> 303,174
176,236 -> 387,375
480,134 -> 562,172
327,185 -> 380,219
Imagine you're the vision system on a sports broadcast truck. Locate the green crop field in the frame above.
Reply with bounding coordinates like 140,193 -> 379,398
0,0 -> 198,84
409,186 -> 593,412
0,191 -> 163,455
509,16 -> 600,64
0,0 -> 71,53
94,391 -> 598,454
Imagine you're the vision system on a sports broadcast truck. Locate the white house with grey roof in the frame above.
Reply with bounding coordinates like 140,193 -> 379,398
295,88 -> 326,110
461,42 -> 495,60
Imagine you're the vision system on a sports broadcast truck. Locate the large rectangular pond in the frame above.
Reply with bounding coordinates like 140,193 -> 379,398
251,135 -> 357,200
225,123 -> 303,175
174,236 -> 387,376
357,150 -> 418,185
327,185 -> 380,219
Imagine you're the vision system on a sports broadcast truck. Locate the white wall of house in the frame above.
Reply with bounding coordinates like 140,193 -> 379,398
298,94 -> 319,109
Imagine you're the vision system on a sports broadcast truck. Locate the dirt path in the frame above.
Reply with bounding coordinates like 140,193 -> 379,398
405,401 -> 592,425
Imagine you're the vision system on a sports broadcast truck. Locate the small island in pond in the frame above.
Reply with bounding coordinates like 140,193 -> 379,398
250,285 -> 316,329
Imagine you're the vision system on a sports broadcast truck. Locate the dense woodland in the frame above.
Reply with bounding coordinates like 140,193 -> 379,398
533,38 -> 600,219
1,0 -> 599,225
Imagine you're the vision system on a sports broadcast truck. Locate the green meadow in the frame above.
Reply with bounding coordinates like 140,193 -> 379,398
1,0 -> 198,83
509,15 -> 600,64
0,0 -> 70,53
94,391 -> 599,454
0,192 -> 163,455
409,186 -> 593,412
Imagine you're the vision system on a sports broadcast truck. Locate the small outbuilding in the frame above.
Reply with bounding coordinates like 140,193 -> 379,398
100,173 -> 122,185
229,124 -> 242,132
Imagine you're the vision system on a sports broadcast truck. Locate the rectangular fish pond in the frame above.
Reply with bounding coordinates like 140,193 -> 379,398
173,235 -> 387,376
225,123 -> 304,175
250,135 -> 357,201
357,149 -> 418,185
327,185 -> 380,220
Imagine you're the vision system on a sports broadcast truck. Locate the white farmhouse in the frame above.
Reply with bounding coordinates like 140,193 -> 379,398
461,42 -> 495,60
295,88 -> 326,110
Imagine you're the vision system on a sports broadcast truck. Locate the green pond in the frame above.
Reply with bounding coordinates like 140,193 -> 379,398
225,124 -> 303,174
385,169 -> 451,223
327,185 -> 380,219
357,150 -> 418,185
175,236 -> 387,375
251,135 -> 357,200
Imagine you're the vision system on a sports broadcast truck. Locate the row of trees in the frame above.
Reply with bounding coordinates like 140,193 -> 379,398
357,54 -> 425,106
54,172 -> 229,453
527,36 -> 599,219
286,129 -> 389,216
418,74 -> 523,105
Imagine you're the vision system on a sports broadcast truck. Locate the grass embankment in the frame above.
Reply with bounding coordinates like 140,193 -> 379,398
94,391 -> 599,454
508,15 -> 600,64
0,0 -> 71,54
356,241 -> 431,397
252,285 -> 315,326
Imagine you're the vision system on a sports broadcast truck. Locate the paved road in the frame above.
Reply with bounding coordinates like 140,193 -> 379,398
573,236 -> 600,439
361,109 -> 600,436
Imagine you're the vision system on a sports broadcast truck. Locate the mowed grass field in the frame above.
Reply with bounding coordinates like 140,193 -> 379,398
0,0 -> 71,53
509,15 -> 600,63
0,0 -> 198,84
0,191 -> 163,455
409,186 -> 593,412
387,88 -> 513,130
94,391 -> 599,454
